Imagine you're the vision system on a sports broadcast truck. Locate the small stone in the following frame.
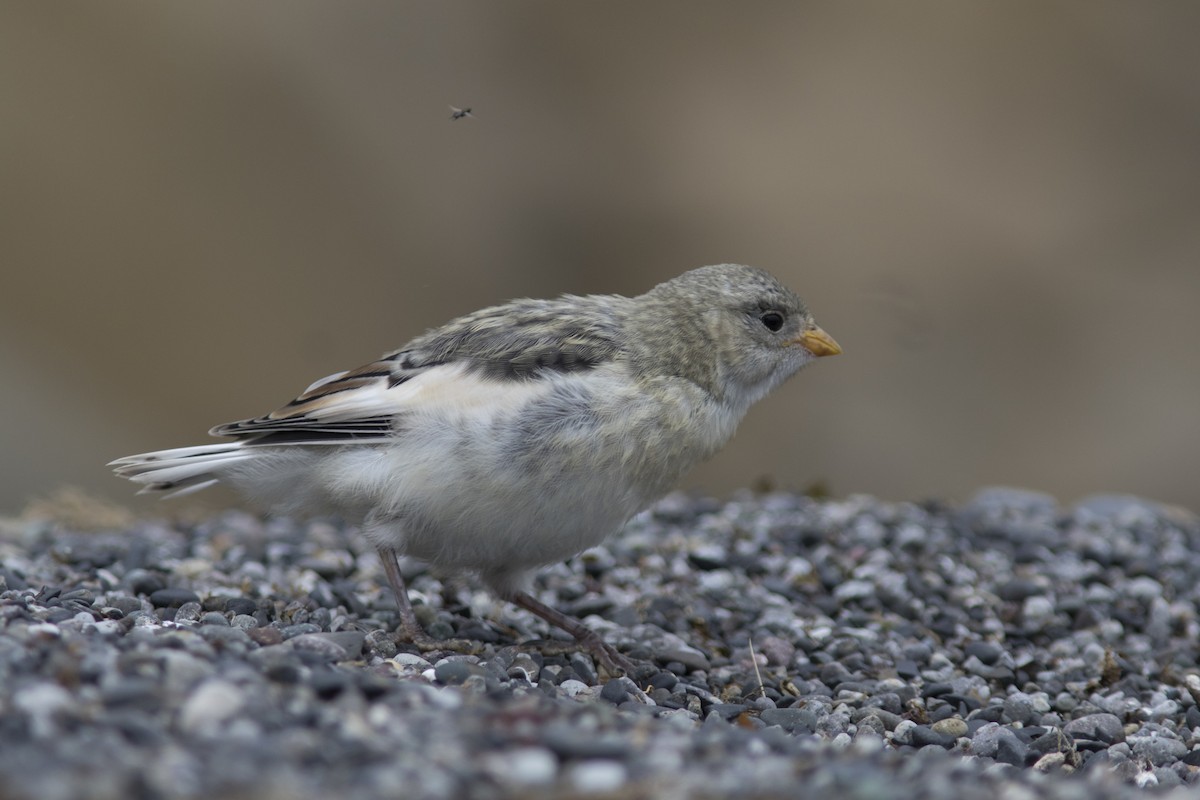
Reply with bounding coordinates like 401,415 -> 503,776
972,722 -> 1028,765
12,682 -> 73,737
759,708 -> 810,733
855,708 -> 903,731
305,631 -> 365,659
106,595 -> 144,615
599,679 -> 630,705
223,597 -> 258,616
1063,713 -> 1125,745
557,679 -> 591,698
364,630 -> 398,657
963,642 -> 1004,665
391,652 -> 432,668
507,653 -> 540,683
148,588 -> 201,608
832,580 -> 875,601
756,636 -> 795,667
565,760 -> 627,794
1003,693 -> 1038,725
648,671 -> 678,691
434,659 -> 488,685
280,623 -> 322,639
708,703 -> 748,720
655,644 -> 710,672
687,545 -> 727,570
1128,731 -> 1188,766
891,720 -> 918,745
246,627 -> 284,646
482,748 -> 557,786
197,625 -> 252,647
126,570 -> 166,595
907,725 -> 955,749
996,580 -> 1044,602
1033,753 -> 1073,773
1124,576 -> 1164,601
931,717 -> 968,738
1021,596 -> 1055,624
179,680 -> 245,734
158,650 -> 215,694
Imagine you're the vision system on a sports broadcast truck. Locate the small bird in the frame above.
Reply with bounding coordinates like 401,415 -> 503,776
449,105 -> 473,120
111,265 -> 840,673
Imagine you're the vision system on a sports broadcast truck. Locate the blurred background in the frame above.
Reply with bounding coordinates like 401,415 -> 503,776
3,2 -> 1199,519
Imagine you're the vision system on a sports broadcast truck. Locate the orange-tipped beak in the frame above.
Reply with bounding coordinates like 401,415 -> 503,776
795,325 -> 842,357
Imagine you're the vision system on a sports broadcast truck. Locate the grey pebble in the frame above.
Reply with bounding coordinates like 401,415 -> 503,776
931,717 -> 968,738
178,679 -> 247,734
200,611 -> 229,626
599,679 -> 630,705
1062,713 -> 1125,745
972,722 -> 1029,766
759,707 -> 813,733
287,631 -> 366,660
654,644 -> 710,672
198,625 -> 252,647
565,760 -> 628,794
1128,728 -> 1188,766
5,488 -> 1200,799
434,659 -> 489,685
106,595 -> 144,615
148,588 -> 201,608
224,597 -> 259,616
230,614 -> 259,629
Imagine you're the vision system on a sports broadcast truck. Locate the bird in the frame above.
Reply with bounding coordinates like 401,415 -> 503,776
449,105 -> 473,120
111,264 -> 841,673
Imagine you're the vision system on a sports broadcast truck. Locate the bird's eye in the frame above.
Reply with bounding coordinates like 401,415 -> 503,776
760,311 -> 784,332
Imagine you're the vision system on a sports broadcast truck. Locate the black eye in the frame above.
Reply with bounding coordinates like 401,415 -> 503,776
760,311 -> 784,332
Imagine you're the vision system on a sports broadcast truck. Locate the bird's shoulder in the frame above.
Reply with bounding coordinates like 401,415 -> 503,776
394,293 -> 631,381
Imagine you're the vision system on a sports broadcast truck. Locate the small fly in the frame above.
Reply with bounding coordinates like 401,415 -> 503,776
449,105 -> 474,120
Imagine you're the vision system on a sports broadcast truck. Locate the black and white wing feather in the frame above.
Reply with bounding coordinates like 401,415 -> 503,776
211,294 -> 629,445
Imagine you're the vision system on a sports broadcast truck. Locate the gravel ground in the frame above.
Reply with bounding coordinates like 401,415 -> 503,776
2,488 -> 1200,799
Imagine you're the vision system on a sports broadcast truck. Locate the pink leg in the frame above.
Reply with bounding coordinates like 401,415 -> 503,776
511,590 -> 635,676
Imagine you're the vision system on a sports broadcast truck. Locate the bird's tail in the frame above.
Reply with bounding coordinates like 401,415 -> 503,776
109,443 -> 256,499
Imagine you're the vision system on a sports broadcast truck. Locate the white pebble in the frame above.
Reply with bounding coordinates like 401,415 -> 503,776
566,760 -> 627,793
179,680 -> 245,733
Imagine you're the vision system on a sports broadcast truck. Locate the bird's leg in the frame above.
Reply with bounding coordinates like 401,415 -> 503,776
377,547 -> 480,655
511,590 -> 636,677
378,546 -> 427,643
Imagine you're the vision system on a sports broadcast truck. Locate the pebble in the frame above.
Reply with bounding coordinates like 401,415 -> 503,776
931,717 -> 968,738
178,679 -> 246,734
972,722 -> 1029,766
0,488 -> 1197,799
760,708 -> 812,733
148,588 -> 201,608
433,659 -> 489,686
482,748 -> 557,786
1063,713 -> 1125,745
565,760 -> 628,793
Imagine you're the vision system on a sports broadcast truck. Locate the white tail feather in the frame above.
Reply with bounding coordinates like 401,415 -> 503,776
109,443 -> 254,497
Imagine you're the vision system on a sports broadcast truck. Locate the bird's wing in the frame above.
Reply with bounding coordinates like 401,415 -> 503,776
211,294 -> 628,445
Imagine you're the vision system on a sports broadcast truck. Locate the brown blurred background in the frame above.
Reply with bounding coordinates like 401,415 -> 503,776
3,2 -> 1199,517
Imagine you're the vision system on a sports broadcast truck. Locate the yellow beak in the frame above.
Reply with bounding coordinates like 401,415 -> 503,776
795,325 -> 842,357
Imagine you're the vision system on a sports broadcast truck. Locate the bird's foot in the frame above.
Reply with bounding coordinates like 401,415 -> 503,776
393,625 -> 483,657
510,591 -> 637,678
